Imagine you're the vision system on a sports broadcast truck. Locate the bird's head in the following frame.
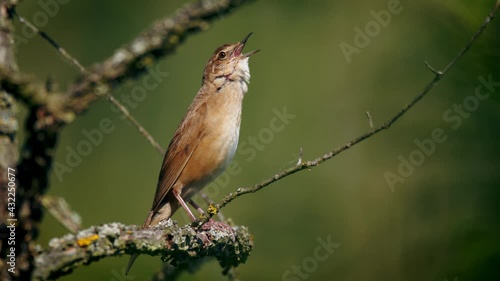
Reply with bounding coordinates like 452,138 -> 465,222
202,32 -> 259,89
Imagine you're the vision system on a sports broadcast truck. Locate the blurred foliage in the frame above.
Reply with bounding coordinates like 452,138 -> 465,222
13,0 -> 500,280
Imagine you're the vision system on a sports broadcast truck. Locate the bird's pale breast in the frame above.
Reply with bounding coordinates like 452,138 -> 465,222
176,86 -> 244,200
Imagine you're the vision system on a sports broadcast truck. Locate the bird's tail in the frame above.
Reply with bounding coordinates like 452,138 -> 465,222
125,211 -> 155,275
126,201 -> 179,274
125,254 -> 139,275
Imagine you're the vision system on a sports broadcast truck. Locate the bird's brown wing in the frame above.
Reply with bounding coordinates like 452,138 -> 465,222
150,102 -> 207,214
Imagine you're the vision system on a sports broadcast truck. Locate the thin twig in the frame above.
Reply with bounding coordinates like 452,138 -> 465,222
365,111 -> 374,129
106,94 -> 165,154
296,147 -> 303,166
208,1 -> 499,216
41,195 -> 82,233
7,1 -> 252,279
14,12 -> 87,74
14,0 -> 227,232
13,11 -> 166,155
424,61 -> 442,76
14,4 -> 227,217
198,191 -> 226,221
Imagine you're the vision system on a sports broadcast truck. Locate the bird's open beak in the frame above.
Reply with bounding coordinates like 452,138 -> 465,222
235,32 -> 260,58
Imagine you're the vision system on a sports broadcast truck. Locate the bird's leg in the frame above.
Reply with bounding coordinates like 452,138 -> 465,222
189,200 -> 206,216
173,190 -> 196,222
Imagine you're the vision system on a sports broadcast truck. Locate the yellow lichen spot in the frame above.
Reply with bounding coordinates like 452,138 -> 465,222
207,204 -> 218,215
140,55 -> 154,67
199,22 -> 210,31
76,234 -> 99,247
168,34 -> 179,45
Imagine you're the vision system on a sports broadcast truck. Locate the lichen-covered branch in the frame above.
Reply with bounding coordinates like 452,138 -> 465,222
0,0 -> 254,280
0,69 -> 59,111
7,0 -> 255,122
207,0 -> 500,218
33,220 -> 252,281
66,0 -> 254,115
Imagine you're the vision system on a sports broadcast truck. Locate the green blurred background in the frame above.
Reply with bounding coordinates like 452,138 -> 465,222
14,0 -> 500,280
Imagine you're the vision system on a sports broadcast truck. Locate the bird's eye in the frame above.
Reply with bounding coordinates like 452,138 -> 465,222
218,51 -> 227,59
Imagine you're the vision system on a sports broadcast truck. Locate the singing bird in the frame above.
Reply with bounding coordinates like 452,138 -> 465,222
126,33 -> 259,274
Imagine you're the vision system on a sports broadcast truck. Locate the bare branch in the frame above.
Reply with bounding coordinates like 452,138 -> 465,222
365,111 -> 374,129
33,221 -> 252,281
0,69 -> 56,108
106,94 -> 165,154
424,61 -> 442,76
208,1 -> 499,217
14,12 -> 87,74
296,148 -> 303,166
41,196 -> 82,233
8,0 -> 255,122
1,0 -> 254,279
12,10 -> 166,154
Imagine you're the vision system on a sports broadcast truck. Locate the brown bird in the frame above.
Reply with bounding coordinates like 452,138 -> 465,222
126,33 -> 259,274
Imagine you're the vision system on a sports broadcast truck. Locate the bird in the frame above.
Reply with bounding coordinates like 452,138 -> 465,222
126,32 -> 259,274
